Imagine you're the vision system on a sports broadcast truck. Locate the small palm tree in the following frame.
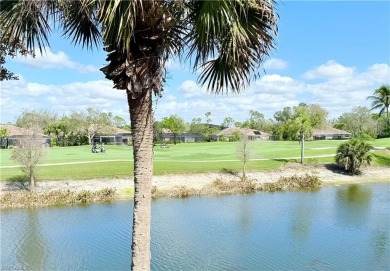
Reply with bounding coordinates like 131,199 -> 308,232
335,138 -> 372,175
1,1 -> 278,269
367,84 -> 390,123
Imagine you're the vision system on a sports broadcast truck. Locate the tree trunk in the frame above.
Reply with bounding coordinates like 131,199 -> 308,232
128,90 -> 153,271
300,134 -> 305,164
29,167 -> 35,190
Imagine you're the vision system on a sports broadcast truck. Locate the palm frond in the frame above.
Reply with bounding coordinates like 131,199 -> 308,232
61,0 -> 101,49
186,0 -> 278,93
0,0 -> 54,53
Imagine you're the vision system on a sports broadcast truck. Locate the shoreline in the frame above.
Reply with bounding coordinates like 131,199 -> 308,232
1,164 -> 389,208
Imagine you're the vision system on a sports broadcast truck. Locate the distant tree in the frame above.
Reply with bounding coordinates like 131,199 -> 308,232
286,105 -> 312,163
221,117 -> 235,129
44,121 -> 63,146
205,112 -> 212,125
12,125 -> 48,189
113,116 -> 127,128
153,120 -> 162,142
189,117 -> 205,134
333,122 -> 346,131
247,110 -> 265,129
236,132 -> 254,179
85,108 -> 115,145
367,84 -> 390,124
230,130 -> 243,142
16,109 -> 56,131
0,127 -> 9,148
121,125 -> 131,131
274,107 -> 293,124
307,104 -> 328,129
335,138 -> 372,175
234,121 -> 243,128
336,106 -> 377,138
161,115 -> 186,145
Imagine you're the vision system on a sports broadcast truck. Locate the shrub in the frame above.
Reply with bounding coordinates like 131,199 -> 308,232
335,138 -> 372,174
257,174 -> 321,192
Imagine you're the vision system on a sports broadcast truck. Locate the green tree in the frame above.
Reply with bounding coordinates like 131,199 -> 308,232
247,110 -> 265,129
335,138 -> 372,174
221,117 -> 235,129
307,104 -> 328,128
286,105 -> 312,163
113,115 -> 127,128
189,117 -> 205,134
1,1 -> 278,269
153,120 -> 162,142
0,126 -> 9,148
0,36 -> 33,81
44,120 -> 63,146
367,84 -> 390,124
336,106 -> 377,138
161,115 -> 186,145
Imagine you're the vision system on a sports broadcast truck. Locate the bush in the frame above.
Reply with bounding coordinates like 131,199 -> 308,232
335,138 -> 372,174
257,174 -> 321,192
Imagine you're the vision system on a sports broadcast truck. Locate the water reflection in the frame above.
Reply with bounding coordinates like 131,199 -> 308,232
335,184 -> 372,228
290,195 -> 313,240
16,211 -> 48,270
236,196 -> 253,234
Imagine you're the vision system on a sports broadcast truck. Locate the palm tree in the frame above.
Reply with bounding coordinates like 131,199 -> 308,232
367,84 -> 390,123
335,138 -> 372,175
0,1 -> 278,269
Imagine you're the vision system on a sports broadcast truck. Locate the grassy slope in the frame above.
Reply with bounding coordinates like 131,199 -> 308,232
1,138 -> 389,181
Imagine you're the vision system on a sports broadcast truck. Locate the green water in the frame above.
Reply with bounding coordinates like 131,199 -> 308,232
1,183 -> 389,270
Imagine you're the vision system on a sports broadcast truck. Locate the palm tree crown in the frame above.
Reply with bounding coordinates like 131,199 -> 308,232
367,84 -> 390,121
1,0 -> 277,95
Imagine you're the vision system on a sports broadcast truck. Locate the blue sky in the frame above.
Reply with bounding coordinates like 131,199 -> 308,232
1,1 -> 389,125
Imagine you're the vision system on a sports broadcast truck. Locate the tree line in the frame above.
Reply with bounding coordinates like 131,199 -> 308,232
2,93 -> 389,148
4,108 -> 130,146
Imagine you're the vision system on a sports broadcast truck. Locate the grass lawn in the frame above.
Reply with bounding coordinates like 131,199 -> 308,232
1,138 -> 389,181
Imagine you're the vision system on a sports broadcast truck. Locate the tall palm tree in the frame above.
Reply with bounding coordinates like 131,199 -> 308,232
367,84 -> 390,123
0,1 -> 278,269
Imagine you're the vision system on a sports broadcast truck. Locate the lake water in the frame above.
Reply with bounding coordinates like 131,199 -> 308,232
1,183 -> 389,271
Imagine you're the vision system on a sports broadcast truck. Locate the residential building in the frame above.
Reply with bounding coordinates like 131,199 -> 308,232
312,127 -> 352,140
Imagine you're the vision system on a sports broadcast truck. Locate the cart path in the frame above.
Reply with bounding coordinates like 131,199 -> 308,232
0,154 -> 336,169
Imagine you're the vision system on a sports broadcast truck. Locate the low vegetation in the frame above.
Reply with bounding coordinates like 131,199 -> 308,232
0,188 -> 116,209
151,174 -> 322,200
257,174 -> 322,192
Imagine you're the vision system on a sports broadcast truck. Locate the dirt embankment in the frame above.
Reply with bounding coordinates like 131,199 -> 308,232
1,164 -> 389,197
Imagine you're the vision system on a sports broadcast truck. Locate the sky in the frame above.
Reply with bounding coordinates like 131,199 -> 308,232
1,1 -> 389,125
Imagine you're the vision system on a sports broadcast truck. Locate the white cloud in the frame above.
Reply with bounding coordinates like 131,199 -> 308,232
2,60 -> 389,126
263,58 -> 288,70
253,74 -> 305,94
177,80 -> 208,98
303,60 -> 356,80
15,47 -> 99,73
0,78 -> 128,123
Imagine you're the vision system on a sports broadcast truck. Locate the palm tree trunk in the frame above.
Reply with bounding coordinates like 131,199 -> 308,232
128,90 -> 153,271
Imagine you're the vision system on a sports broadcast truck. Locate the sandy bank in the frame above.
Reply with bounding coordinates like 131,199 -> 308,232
1,164 -> 389,196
